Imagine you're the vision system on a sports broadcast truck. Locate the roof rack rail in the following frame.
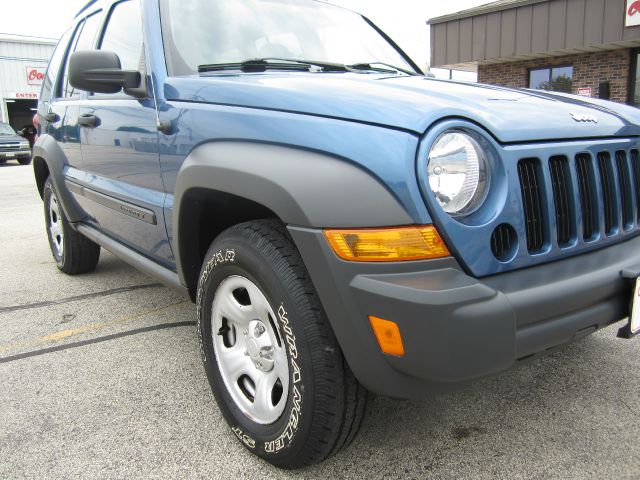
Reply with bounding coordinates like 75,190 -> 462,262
75,0 -> 99,18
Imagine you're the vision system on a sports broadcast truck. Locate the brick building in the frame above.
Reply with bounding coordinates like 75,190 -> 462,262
428,0 -> 640,106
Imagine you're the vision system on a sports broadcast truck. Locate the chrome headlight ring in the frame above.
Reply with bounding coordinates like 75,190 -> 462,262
427,129 -> 491,216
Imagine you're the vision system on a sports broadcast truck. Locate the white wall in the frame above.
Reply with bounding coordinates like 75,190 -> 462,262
0,36 -> 55,122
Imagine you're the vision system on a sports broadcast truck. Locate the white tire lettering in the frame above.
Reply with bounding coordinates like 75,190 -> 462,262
264,304 -> 303,453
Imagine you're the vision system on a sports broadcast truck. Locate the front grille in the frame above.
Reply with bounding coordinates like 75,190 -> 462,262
517,158 -> 545,252
549,156 -> 573,246
616,150 -> 634,230
575,153 -> 598,240
597,152 -> 617,235
518,148 -> 640,250
0,143 -> 21,152
630,150 -> 640,222
490,223 -> 516,261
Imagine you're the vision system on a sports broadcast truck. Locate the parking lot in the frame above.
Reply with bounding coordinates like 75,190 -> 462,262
0,163 -> 639,479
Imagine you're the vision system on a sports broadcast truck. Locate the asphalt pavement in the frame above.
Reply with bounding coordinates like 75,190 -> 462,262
1,163 -> 639,479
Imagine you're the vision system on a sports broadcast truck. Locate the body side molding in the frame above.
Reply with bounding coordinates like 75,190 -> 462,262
66,180 -> 157,225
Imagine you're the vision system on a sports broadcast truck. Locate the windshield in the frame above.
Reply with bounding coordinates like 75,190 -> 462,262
0,123 -> 16,136
162,0 -> 416,75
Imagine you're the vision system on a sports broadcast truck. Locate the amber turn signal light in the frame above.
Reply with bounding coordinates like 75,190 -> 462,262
369,316 -> 405,357
323,225 -> 449,262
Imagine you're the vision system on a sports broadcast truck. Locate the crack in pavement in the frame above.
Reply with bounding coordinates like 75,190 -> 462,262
0,283 -> 164,314
0,300 -> 189,355
0,321 -> 196,364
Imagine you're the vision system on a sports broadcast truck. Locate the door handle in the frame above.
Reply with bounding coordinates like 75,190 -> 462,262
43,112 -> 59,123
78,114 -> 99,128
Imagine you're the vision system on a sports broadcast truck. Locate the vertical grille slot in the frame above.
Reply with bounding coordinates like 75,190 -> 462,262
631,149 -> 640,222
615,151 -> 633,229
597,152 -> 617,235
517,158 -> 545,252
549,156 -> 574,246
490,223 -> 517,262
575,153 -> 598,240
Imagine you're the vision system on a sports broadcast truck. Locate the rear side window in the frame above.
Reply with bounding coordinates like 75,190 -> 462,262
99,1 -> 145,73
59,12 -> 103,99
40,29 -> 72,104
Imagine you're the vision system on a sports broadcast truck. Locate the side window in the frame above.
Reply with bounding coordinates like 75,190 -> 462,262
60,12 -> 102,99
40,29 -> 72,104
99,1 -> 145,73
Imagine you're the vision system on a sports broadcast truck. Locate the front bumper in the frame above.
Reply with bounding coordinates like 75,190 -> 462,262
0,150 -> 31,159
289,226 -> 638,399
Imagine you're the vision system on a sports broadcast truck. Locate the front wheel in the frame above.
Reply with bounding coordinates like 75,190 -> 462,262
43,177 -> 100,274
197,220 -> 367,469
18,156 -> 32,165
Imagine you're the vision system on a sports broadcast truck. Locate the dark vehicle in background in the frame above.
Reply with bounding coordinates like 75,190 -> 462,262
0,122 -> 31,165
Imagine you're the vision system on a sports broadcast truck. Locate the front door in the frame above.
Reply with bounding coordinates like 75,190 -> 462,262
72,0 -> 172,266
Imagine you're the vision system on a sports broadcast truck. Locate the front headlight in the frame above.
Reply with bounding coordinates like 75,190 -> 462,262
427,130 -> 490,216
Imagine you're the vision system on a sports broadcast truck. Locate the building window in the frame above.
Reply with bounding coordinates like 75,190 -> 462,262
529,66 -> 573,93
632,50 -> 640,106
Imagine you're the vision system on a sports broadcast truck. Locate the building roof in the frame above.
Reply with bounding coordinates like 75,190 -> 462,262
428,0 -> 548,24
0,33 -> 58,46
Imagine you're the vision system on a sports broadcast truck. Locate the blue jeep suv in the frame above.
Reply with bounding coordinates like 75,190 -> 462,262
35,0 -> 640,468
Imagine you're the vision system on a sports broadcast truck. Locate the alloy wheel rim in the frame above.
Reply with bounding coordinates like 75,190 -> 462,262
48,193 -> 64,258
211,275 -> 289,425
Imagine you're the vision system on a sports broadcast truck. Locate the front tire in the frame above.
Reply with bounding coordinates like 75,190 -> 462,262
43,177 -> 100,274
197,220 -> 367,468
18,156 -> 32,165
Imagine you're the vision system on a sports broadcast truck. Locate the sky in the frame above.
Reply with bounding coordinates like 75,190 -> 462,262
0,0 -> 489,71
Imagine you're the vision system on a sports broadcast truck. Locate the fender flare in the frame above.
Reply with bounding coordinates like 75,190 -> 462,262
32,134 -> 85,223
173,141 -> 413,286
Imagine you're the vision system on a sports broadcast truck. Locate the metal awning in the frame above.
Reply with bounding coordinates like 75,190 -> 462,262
429,0 -> 640,69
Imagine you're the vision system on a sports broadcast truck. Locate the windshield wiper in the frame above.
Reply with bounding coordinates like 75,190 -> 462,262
348,62 -> 417,76
198,58 -> 347,74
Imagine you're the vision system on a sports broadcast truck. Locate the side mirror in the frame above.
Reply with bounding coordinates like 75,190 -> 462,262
69,50 -> 146,98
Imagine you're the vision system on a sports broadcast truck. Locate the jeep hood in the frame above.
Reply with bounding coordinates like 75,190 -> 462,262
165,73 -> 640,143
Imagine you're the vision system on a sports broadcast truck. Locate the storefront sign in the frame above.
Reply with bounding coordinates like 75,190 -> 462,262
576,87 -> 592,97
626,0 -> 640,27
8,92 -> 39,99
26,66 -> 45,86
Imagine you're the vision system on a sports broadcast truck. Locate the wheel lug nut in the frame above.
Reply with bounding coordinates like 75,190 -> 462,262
243,329 -> 248,335
259,346 -> 273,359
254,324 -> 265,337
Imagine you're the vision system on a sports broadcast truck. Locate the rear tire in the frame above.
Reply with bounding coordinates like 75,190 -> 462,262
197,219 -> 367,469
43,177 -> 100,274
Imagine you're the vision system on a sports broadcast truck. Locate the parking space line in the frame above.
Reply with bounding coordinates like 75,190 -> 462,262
0,321 -> 196,364
0,283 -> 163,314
0,300 -> 189,355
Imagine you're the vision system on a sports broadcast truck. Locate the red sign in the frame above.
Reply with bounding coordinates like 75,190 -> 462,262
26,66 -> 45,86
576,87 -> 592,97
626,0 -> 640,27
14,92 -> 39,99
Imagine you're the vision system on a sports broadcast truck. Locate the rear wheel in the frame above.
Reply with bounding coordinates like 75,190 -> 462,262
43,177 -> 100,274
197,219 -> 367,469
